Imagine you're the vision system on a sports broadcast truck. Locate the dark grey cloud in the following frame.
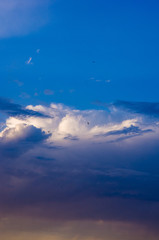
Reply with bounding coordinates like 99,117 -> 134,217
106,125 -> 152,135
113,100 -> 159,117
104,127 -> 153,143
0,97 -> 49,118
96,125 -> 153,138
64,134 -> 79,141
0,137 -> 159,229
36,156 -> 56,161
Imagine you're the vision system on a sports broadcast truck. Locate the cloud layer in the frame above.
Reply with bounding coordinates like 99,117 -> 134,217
0,99 -> 159,238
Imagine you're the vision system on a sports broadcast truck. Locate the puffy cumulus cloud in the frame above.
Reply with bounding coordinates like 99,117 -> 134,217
0,124 -> 50,158
2,101 -> 154,144
0,0 -> 52,38
0,100 -> 159,238
0,101 -> 154,150
4,99 -> 145,143
0,124 -> 49,143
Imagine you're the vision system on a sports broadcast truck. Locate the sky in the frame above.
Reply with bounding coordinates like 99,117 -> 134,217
1,0 -> 159,239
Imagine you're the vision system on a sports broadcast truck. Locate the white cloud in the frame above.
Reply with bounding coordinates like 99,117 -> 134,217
25,57 -> 33,65
0,102 -> 155,144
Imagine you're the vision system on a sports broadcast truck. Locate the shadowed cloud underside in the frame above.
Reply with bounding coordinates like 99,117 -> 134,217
0,99 -> 159,240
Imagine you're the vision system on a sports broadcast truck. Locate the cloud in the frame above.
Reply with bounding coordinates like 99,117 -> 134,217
0,124 -> 49,143
105,79 -> 111,83
0,97 -> 49,118
97,125 -> 153,140
96,79 -> 102,82
106,125 -> 152,136
14,80 -> 24,87
44,89 -> 54,96
19,92 -> 31,99
113,100 -> 159,118
25,57 -> 33,65
0,124 -> 50,157
2,100 -> 154,143
0,0 -> 52,38
0,99 -> 159,236
0,219 -> 157,240
36,156 -> 56,161
36,49 -> 40,54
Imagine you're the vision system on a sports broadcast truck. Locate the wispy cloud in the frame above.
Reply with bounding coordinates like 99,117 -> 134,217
13,80 -> 24,87
19,92 -> 31,99
105,79 -> 111,83
0,0 -> 52,38
36,49 -> 40,54
113,100 -> 159,118
44,89 -> 54,96
25,57 -> 33,65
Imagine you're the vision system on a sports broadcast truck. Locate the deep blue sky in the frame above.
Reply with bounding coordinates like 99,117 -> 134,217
1,0 -> 159,109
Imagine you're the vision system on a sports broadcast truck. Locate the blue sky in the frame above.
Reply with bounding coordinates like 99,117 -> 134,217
1,1 -> 159,240
1,0 -> 159,108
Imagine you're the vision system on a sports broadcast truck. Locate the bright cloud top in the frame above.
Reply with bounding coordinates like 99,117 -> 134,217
0,101 -> 155,145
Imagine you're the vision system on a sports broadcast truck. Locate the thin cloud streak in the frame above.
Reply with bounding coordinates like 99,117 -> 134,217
113,100 -> 159,118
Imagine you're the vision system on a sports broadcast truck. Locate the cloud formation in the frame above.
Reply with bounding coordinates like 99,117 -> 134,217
0,97 -> 49,118
114,100 -> 159,118
0,124 -> 50,157
0,99 -> 159,237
